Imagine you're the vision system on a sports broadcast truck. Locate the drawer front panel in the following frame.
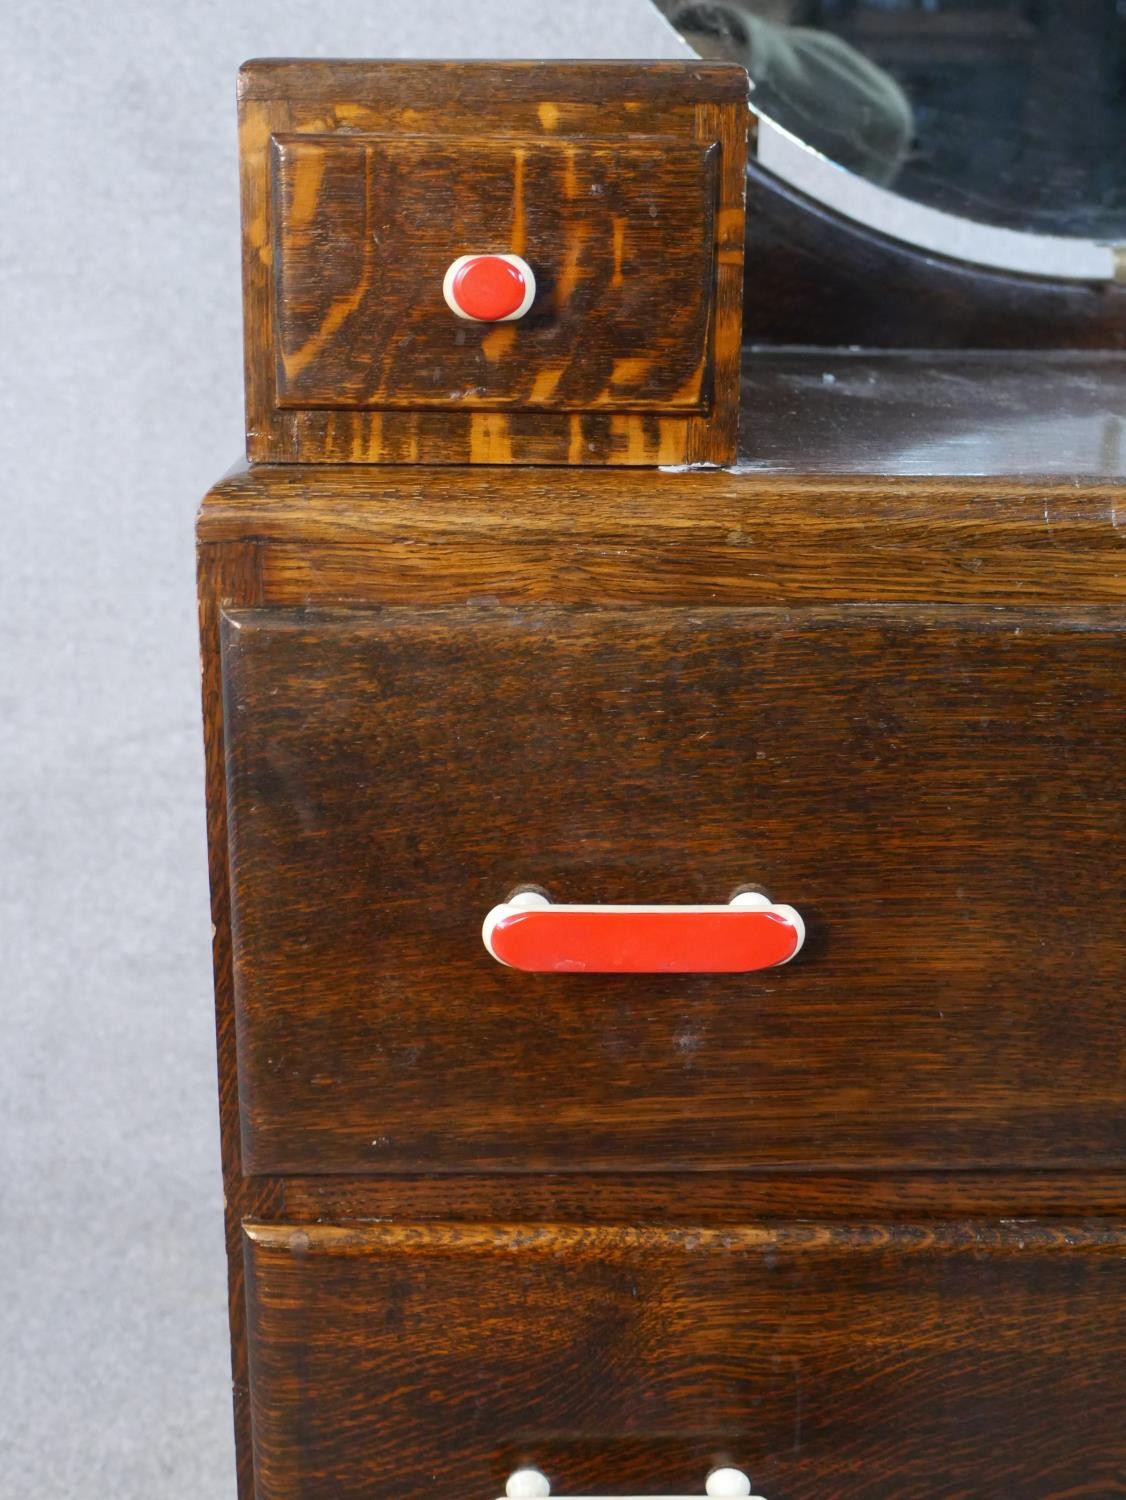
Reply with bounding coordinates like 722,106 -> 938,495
221,605 -> 1126,1175
272,135 -> 717,412
242,1220 -> 1126,1500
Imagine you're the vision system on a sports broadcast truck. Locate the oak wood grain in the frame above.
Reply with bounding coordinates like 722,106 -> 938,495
197,540 -> 267,1500
264,1169 -> 1126,1224
272,134 -> 718,412
242,1218 -> 1126,1500
221,603 -> 1125,1175
240,61 -> 747,466
198,467 -> 1126,610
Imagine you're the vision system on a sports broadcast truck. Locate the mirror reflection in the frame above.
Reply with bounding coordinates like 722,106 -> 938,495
659,1 -> 1126,242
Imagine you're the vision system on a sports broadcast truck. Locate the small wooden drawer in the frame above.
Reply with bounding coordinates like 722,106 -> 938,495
239,61 -> 747,466
220,604 -> 1126,1177
241,1219 -> 1126,1499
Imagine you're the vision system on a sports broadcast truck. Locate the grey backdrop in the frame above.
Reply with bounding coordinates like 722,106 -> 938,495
0,4 -> 686,1493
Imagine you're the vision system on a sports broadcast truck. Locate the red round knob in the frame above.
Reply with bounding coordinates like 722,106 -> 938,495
443,254 -> 536,322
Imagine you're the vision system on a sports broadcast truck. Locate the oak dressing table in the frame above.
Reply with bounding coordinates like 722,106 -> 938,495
199,58 -> 1126,1500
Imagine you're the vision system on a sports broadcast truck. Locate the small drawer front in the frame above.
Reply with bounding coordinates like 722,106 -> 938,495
242,1220 -> 1126,1500
238,61 -> 747,465
220,604 -> 1126,1177
272,135 -> 718,413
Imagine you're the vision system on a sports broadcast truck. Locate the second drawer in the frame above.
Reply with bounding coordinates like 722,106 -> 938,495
242,1218 -> 1126,1500
221,604 -> 1126,1175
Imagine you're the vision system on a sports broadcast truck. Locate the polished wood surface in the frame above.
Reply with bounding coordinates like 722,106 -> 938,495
739,350 -> 1126,476
199,470 -> 1126,610
222,603 -> 1125,1175
240,61 -> 747,466
243,1219 -> 1126,1500
223,342 -> 1126,483
742,162 -> 1126,351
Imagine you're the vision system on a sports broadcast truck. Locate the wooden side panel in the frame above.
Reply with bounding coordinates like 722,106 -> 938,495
242,1220 -> 1126,1500
221,605 -> 1126,1175
198,539 -> 269,1500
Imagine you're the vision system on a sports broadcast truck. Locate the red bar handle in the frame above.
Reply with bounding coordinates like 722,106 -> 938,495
482,891 -> 804,974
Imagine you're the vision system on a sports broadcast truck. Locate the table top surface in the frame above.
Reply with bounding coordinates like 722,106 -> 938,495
737,350 -> 1126,478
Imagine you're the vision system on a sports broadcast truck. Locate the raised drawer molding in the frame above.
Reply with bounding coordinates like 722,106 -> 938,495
239,61 -> 748,466
220,604 -> 1124,1176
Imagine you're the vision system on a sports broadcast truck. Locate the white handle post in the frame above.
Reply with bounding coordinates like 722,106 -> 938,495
502,1468 -> 763,1499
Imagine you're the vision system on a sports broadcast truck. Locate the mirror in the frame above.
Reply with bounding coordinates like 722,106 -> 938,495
656,0 -> 1125,280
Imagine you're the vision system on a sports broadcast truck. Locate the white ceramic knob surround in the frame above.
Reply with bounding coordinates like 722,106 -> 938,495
443,253 -> 537,322
501,1468 -> 761,1499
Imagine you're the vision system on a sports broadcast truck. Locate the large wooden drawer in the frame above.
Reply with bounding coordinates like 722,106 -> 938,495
220,604 -> 1126,1176
242,1219 -> 1126,1500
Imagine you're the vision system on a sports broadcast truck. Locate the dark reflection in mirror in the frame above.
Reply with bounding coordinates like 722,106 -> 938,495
659,0 -> 1126,240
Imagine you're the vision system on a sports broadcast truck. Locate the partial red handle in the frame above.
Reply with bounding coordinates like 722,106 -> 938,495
482,891 -> 804,974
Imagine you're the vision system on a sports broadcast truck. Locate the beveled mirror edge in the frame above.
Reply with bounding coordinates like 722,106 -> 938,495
755,113 -> 1120,285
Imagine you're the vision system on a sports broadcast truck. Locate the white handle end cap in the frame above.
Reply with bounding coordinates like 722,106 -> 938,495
706,1470 -> 752,1497
506,1470 -> 551,1499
